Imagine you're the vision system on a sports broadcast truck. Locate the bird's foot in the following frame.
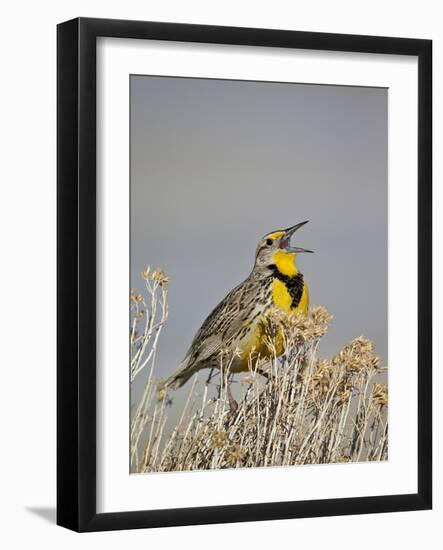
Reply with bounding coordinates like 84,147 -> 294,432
227,383 -> 238,417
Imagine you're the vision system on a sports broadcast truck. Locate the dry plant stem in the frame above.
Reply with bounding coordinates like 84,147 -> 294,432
131,278 -> 168,383
131,268 -> 388,473
130,268 -> 170,471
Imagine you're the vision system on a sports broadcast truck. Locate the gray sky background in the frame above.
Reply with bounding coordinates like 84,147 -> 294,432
130,75 -> 387,417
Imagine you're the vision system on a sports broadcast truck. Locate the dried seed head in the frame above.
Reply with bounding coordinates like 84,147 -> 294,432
311,359 -> 333,395
130,289 -> 143,303
151,267 -> 170,286
336,380 -> 352,404
225,443 -> 246,465
333,336 -> 378,373
233,346 -> 243,359
311,305 -> 333,326
210,430 -> 228,449
336,454 -> 351,463
263,307 -> 330,349
218,345 -> 229,356
140,266 -> 151,280
372,383 -> 388,407
140,265 -> 170,285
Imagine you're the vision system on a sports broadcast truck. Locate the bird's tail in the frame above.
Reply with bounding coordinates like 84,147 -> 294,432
157,357 -> 197,393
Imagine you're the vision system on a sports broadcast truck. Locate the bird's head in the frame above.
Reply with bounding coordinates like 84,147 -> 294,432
254,221 -> 313,275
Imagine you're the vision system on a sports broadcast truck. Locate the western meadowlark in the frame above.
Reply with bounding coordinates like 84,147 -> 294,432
160,221 -> 313,391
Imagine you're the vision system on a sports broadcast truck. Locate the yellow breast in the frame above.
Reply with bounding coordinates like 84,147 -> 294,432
234,278 -> 309,372
235,247 -> 309,372
272,277 -> 309,314
272,278 -> 292,311
295,282 -> 309,315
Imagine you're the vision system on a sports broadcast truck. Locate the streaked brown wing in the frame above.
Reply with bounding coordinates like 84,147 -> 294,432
183,278 -> 264,366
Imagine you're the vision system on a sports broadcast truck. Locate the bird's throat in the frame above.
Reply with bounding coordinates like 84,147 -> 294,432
273,250 -> 298,276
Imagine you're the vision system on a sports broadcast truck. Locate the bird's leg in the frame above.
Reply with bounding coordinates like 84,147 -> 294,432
205,367 -> 215,385
226,378 -> 238,417
222,372 -> 238,416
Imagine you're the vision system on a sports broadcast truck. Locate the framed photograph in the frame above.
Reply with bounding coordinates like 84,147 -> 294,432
57,17 -> 432,532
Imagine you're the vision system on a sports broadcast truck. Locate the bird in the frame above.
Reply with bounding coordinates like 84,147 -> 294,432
159,221 -> 313,393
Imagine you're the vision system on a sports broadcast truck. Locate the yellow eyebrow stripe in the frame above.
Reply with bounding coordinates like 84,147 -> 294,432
266,231 -> 284,240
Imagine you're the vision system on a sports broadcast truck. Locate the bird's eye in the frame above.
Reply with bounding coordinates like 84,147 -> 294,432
266,238 -> 273,246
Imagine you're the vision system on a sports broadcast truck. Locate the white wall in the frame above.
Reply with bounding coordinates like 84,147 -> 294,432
0,0 -> 440,547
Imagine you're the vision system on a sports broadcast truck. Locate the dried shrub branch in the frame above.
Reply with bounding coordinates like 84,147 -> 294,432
130,266 -> 388,473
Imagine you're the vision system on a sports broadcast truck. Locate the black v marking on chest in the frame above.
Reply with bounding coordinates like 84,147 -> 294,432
268,265 -> 305,309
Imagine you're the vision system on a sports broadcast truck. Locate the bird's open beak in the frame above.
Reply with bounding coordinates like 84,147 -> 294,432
281,221 -> 314,253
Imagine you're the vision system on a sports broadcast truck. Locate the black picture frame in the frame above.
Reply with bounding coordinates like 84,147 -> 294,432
57,17 -> 432,532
